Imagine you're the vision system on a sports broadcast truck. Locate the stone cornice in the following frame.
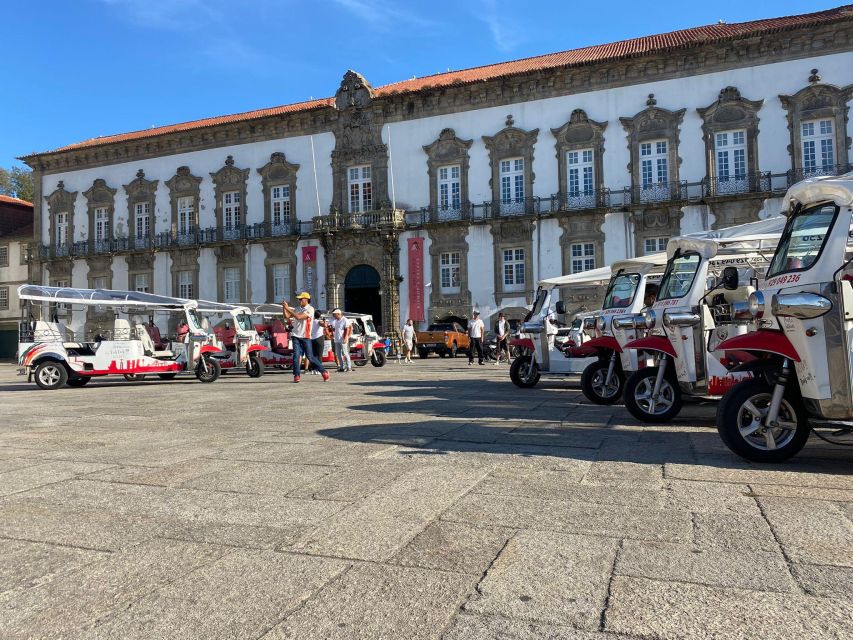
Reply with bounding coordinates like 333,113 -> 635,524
22,17 -> 853,175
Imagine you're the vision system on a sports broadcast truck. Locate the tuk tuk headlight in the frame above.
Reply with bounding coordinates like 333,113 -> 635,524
771,292 -> 832,319
730,300 -> 752,321
748,291 -> 765,319
582,316 -> 595,331
612,315 -> 634,330
642,310 -> 657,330
595,315 -> 608,332
663,310 -> 700,328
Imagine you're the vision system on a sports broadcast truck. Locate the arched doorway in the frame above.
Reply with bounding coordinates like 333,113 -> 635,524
344,264 -> 382,324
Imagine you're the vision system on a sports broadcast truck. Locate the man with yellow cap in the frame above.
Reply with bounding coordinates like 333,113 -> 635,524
282,292 -> 329,383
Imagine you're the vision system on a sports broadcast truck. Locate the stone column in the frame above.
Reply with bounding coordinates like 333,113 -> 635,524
382,231 -> 401,335
321,233 -> 340,310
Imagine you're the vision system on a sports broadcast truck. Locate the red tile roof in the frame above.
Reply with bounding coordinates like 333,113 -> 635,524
32,5 -> 853,156
0,194 -> 33,208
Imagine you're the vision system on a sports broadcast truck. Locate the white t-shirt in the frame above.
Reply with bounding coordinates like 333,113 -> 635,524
291,303 -> 314,339
310,314 -> 325,340
497,319 -> 508,338
331,317 -> 351,342
468,317 -> 484,339
402,325 -> 416,343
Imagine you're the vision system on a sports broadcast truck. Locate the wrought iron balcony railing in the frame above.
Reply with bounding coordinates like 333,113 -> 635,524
704,172 -> 772,198
788,164 -> 852,184
313,209 -> 406,232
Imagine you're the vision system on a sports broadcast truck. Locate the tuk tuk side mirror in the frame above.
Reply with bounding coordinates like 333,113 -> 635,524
555,300 -> 566,315
721,266 -> 739,291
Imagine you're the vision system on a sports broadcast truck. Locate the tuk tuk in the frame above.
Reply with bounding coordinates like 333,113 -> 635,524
17,285 -> 224,389
196,300 -> 267,377
330,312 -> 387,367
715,173 -> 853,462
249,303 -> 337,369
620,229 -> 782,423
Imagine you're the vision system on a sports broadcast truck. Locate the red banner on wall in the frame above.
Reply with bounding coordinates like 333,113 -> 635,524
301,245 -> 318,302
407,237 -> 425,322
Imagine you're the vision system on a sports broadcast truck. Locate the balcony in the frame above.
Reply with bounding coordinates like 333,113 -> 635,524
704,172 -> 772,198
313,208 -> 406,232
788,164 -> 852,184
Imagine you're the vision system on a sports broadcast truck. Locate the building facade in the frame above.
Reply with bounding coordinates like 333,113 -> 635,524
0,195 -> 34,357
20,6 -> 853,338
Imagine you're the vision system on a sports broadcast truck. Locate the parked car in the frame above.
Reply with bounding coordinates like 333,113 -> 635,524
416,322 -> 470,358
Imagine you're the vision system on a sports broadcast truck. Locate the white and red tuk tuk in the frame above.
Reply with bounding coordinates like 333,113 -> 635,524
196,300 -> 267,377
17,286 -> 223,389
332,312 -> 387,367
250,303 -> 337,369
620,227 -> 782,423
715,173 -> 853,461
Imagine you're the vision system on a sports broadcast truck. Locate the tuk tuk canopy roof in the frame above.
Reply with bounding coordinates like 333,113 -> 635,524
783,171 -> 853,213
538,251 -> 667,289
195,300 -> 252,315
17,285 -> 193,309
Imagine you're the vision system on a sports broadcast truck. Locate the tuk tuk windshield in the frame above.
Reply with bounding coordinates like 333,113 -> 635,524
766,203 -> 838,278
530,288 -> 548,317
186,309 -> 204,332
603,272 -> 640,309
364,318 -> 377,335
235,313 -> 254,331
658,252 -> 701,300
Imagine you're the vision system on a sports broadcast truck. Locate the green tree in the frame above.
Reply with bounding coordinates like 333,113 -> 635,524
0,166 -> 34,203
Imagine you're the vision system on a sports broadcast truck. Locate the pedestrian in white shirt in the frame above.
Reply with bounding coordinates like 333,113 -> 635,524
401,318 -> 417,363
494,312 -> 510,365
329,309 -> 353,372
467,310 -> 485,365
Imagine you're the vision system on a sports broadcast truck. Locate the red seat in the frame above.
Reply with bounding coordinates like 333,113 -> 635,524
145,324 -> 167,350
221,327 -> 237,350
176,323 -> 190,342
270,319 -> 290,354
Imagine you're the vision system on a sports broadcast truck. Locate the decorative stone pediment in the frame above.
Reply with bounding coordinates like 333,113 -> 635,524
482,125 -> 539,159
215,243 -> 245,264
82,179 -> 116,205
126,252 -> 154,272
335,70 -> 374,111
166,166 -> 202,196
210,155 -> 249,190
423,129 -> 473,217
496,219 -> 533,242
698,87 -> 764,185
620,97 -> 686,186
630,205 -> 683,256
170,247 -> 200,268
552,109 -> 607,199
122,169 -> 158,202
257,152 -> 299,184
45,181 -> 79,248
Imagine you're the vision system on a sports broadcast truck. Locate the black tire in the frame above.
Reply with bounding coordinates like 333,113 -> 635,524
624,366 -> 683,423
580,359 -> 624,405
66,376 -> 91,387
510,355 -> 540,388
34,361 -> 68,390
418,348 -> 428,359
123,373 -> 147,382
158,373 -> 178,380
450,342 -> 458,358
371,349 -> 387,367
354,359 -> 367,367
195,357 -> 221,383
716,378 -> 810,463
438,350 -> 446,358
246,355 -> 264,378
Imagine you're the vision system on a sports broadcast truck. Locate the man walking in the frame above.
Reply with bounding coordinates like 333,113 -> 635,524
467,310 -> 485,366
494,311 -> 510,365
330,309 -> 353,372
401,318 -> 417,363
282,292 -> 329,383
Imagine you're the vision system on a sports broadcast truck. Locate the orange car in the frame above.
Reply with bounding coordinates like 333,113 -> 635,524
416,322 -> 470,358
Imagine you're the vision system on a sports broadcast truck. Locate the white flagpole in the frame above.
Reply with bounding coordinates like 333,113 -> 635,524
310,135 -> 321,217
387,124 -> 397,210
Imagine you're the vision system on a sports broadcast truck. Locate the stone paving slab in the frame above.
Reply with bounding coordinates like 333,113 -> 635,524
0,461 -> 115,496
391,521 -> 513,575
791,563 -> 853,600
758,497 -> 853,567
0,538 -> 107,596
441,613 -> 625,639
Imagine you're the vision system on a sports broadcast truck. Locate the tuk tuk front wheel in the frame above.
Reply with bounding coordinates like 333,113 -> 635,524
510,355 -> 540,388
123,373 -> 147,382
371,349 -> 386,367
246,355 -> 264,378
716,378 -> 810,463
196,357 -> 221,383
624,366 -> 682,423
580,360 -> 624,405
34,361 -> 68,390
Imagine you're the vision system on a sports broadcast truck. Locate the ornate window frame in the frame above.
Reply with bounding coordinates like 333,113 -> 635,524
630,208 -> 683,258
122,170 -> 159,241
262,238 -> 298,303
127,253 -> 154,294
427,226 -> 471,318
82,179 -> 116,250
558,213 -> 605,276
165,166 -> 202,237
210,155 -> 249,231
483,116 -> 538,215
45,181 -> 78,251
619,95 -> 686,200
780,73 -> 853,174
697,86 -> 764,193
257,152 -> 299,234
422,128 -> 473,221
491,219 -> 534,305
170,248 -> 200,300
215,244 -> 246,303
551,109 -> 607,209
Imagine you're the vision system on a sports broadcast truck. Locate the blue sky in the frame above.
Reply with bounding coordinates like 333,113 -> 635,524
3,0 -> 840,168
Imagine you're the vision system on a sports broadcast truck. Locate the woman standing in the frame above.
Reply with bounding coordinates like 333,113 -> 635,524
401,319 -> 417,363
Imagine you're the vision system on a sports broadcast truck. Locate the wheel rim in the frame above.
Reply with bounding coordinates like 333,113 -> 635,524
633,375 -> 675,415
736,392 -> 799,451
39,365 -> 61,386
590,366 -> 620,399
520,358 -> 535,382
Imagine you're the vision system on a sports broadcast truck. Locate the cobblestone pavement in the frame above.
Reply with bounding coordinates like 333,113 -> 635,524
0,359 -> 851,639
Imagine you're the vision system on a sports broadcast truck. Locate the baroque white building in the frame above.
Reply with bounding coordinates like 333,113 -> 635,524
20,5 -> 853,337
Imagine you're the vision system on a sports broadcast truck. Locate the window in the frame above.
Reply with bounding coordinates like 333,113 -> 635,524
0,246 -> 7,267
271,185 -> 291,229
499,158 -> 525,214
134,273 -> 150,293
223,267 -> 240,303
571,243 -> 595,273
802,119 -> 835,175
134,202 -> 150,238
438,165 -> 461,212
272,263 -> 291,301
94,207 -> 110,244
715,130 -> 747,181
54,280 -> 69,311
92,276 -> 107,290
348,165 -> 372,213
178,270 -> 193,299
55,212 -> 69,246
644,237 -> 668,255
640,140 -> 668,186
223,191 -> 242,229
439,252 -> 461,292
0,287 -> 8,310
567,149 -> 594,196
502,248 -> 525,290
177,196 -> 195,235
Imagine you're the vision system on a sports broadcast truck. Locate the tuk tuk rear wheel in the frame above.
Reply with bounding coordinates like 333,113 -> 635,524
371,349 -> 386,367
246,355 -> 264,378
66,376 -> 91,387
123,373 -> 147,382
716,378 -> 810,463
581,360 -> 624,405
196,357 -> 221,383
510,356 -> 540,388
34,361 -> 68,390
624,366 -> 682,423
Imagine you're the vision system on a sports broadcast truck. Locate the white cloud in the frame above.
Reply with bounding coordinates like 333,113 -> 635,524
332,0 -> 435,31
473,0 -> 524,53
